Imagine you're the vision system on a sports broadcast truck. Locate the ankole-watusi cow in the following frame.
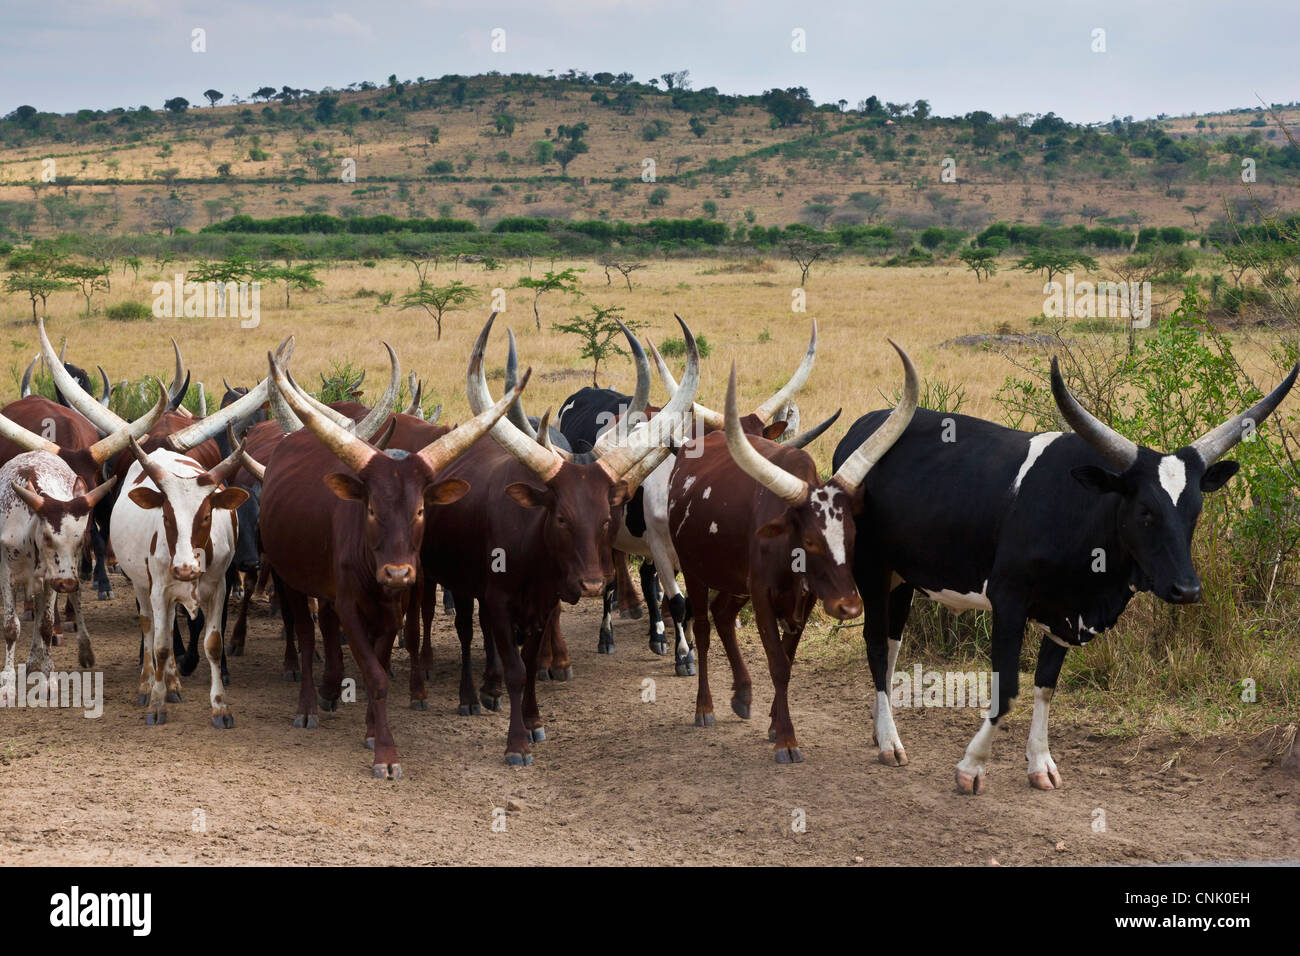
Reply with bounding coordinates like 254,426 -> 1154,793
110,437 -> 248,728
833,357 -> 1298,793
669,341 -> 918,763
414,313 -> 699,765
256,344 -> 528,779
0,452 -> 117,689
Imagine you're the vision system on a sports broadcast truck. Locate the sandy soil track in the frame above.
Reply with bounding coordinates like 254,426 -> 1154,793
1,584 -> 1295,866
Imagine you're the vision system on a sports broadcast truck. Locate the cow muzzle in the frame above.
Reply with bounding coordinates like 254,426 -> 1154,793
823,595 -> 863,620
1166,578 -> 1202,605
171,565 -> 202,582
378,563 -> 415,589
578,577 -> 605,598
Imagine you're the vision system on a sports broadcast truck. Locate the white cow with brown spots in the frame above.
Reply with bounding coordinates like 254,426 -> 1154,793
110,438 -> 247,727
0,452 -> 117,694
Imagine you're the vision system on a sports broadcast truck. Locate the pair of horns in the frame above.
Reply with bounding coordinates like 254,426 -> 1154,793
21,353 -> 112,407
265,339 -> 402,443
12,473 -> 119,514
130,434 -> 244,491
724,341 -> 918,505
1051,358 -> 1300,470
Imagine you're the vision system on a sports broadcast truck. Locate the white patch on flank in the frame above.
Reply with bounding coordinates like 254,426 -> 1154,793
923,579 -> 990,613
808,487 -> 847,565
708,522 -> 718,534
702,486 -> 711,499
1013,431 -> 1061,493
1158,455 -> 1187,506
682,475 -> 696,492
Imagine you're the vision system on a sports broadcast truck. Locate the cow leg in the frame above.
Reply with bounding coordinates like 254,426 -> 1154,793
442,584 -> 455,616
316,601 -> 344,713
51,597 -> 62,646
711,592 -> 753,721
27,587 -> 55,677
750,596 -> 802,763
1,571 -> 19,705
178,605 -> 203,677
201,589 -> 233,728
91,520 -> 113,600
614,551 -> 643,619
336,604 -> 401,779
482,597 -> 531,766
144,594 -> 174,725
403,578 -> 428,709
477,601 -> 503,710
229,574 -> 255,657
640,559 -> 668,655
134,601 -> 154,705
535,614 -> 553,681
1027,635 -> 1067,790
453,594 -> 481,715
597,582 -> 616,654
521,614 -> 550,742
281,583 -> 318,729
272,571 -> 301,681
547,608 -> 571,681
647,532 -> 694,676
865,572 -> 911,766
685,575 -> 715,726
421,581 -> 439,680
956,599 -> 1025,794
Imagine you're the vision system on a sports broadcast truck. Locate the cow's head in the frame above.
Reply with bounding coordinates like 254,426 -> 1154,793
724,343 -> 918,620
11,472 -> 118,592
470,313 -> 700,604
125,440 -> 249,582
1054,358 -> 1298,604
266,345 -> 529,593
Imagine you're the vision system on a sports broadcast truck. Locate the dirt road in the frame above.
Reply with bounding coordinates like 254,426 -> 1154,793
1,587 -> 1295,865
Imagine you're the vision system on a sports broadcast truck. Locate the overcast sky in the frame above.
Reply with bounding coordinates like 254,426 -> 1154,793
1,1 -> 1294,123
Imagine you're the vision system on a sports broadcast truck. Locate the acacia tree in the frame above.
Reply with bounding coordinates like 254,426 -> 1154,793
553,305 -> 647,385
516,267 -> 583,330
784,235 -> 836,286
1014,248 -> 1099,287
599,257 -> 646,291
59,263 -> 111,315
400,279 -> 477,340
959,248 -> 998,283
4,248 -> 71,319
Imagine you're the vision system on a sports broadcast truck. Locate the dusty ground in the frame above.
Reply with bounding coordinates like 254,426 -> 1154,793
0,583 -> 1296,866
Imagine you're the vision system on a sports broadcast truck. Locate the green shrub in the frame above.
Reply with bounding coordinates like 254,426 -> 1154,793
658,334 -> 711,359
106,301 -> 152,321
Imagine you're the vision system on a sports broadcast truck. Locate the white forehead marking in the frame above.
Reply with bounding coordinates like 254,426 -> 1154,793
1158,455 -> 1186,506
808,486 -> 847,565
1013,432 -> 1061,493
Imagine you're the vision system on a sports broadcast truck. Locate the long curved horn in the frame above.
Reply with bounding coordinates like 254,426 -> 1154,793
831,341 -> 919,490
753,320 -> 817,423
427,404 -> 442,426
12,480 -> 46,513
128,435 -> 172,489
418,367 -> 531,476
650,326 -> 724,430
167,369 -> 191,411
267,374 -> 302,433
87,378 -> 168,464
1050,357 -> 1138,470
371,417 -> 398,450
504,329 -> 539,439
197,383 -> 207,418
81,473 -> 119,508
97,366 -> 112,407
404,374 -> 424,419
38,317 -> 129,435
167,339 -> 186,405
202,440 -> 246,488
1190,363 -> 1299,465
347,343 -> 401,440
0,410 -> 60,455
58,339 -> 66,363
468,314 -> 564,482
617,318 -> 651,420
593,315 -> 701,482
782,408 -> 842,449
724,362 -> 808,506
268,353 -> 376,475
240,451 -> 266,483
20,355 -> 38,398
534,408 -> 573,461
168,379 -> 272,451
285,370 -> 357,429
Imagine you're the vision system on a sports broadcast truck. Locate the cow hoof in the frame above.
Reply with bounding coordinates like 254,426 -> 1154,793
878,747 -> 909,767
318,696 -> 338,712
549,666 -> 572,682
621,607 -> 644,620
421,668 -> 432,680
458,703 -> 482,716
527,727 -> 546,743
78,649 -> 94,669
373,763 -> 402,780
1028,768 -> 1062,791
97,589 -> 113,601
410,698 -> 429,711
479,693 -> 501,712
145,708 -> 166,726
694,712 -> 715,728
731,698 -> 751,720
365,736 -> 375,751
212,710 -> 234,729
505,752 -> 533,767
136,693 -> 149,706
50,632 -> 63,646
166,690 -> 182,703
775,747 -> 804,764
675,650 -> 696,677
597,640 -> 614,654
230,645 -> 245,658
282,669 -> 300,682
535,669 -> 549,682
955,768 -> 984,795
649,638 -> 668,656
293,714 -> 318,729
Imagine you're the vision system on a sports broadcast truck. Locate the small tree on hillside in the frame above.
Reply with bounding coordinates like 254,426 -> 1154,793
1014,248 -> 1099,287
203,89 -> 223,107
59,262 -> 111,315
553,305 -> 648,386
784,235 -> 836,286
400,279 -> 478,340
516,267 -> 584,330
4,248 -> 71,319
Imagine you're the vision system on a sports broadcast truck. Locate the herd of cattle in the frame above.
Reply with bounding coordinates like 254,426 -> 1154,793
0,314 -> 1294,792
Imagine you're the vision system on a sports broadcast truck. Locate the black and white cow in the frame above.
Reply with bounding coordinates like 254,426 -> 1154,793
833,358 -> 1298,794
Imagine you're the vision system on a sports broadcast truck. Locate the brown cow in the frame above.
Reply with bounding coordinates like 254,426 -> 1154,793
668,342 -> 918,762
257,345 -> 528,778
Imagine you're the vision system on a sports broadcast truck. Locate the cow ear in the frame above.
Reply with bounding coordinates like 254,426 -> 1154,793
323,473 -> 367,502
1200,460 -> 1239,493
762,421 -> 788,441
756,516 -> 789,539
426,478 -> 470,506
127,487 -> 165,510
1071,465 -> 1123,495
505,482 -> 550,509
72,476 -> 87,496
608,479 -> 630,508
211,487 -> 249,511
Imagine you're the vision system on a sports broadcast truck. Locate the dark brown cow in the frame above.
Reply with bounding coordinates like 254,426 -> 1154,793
416,313 -> 699,765
667,343 -> 918,763
257,346 -> 528,778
